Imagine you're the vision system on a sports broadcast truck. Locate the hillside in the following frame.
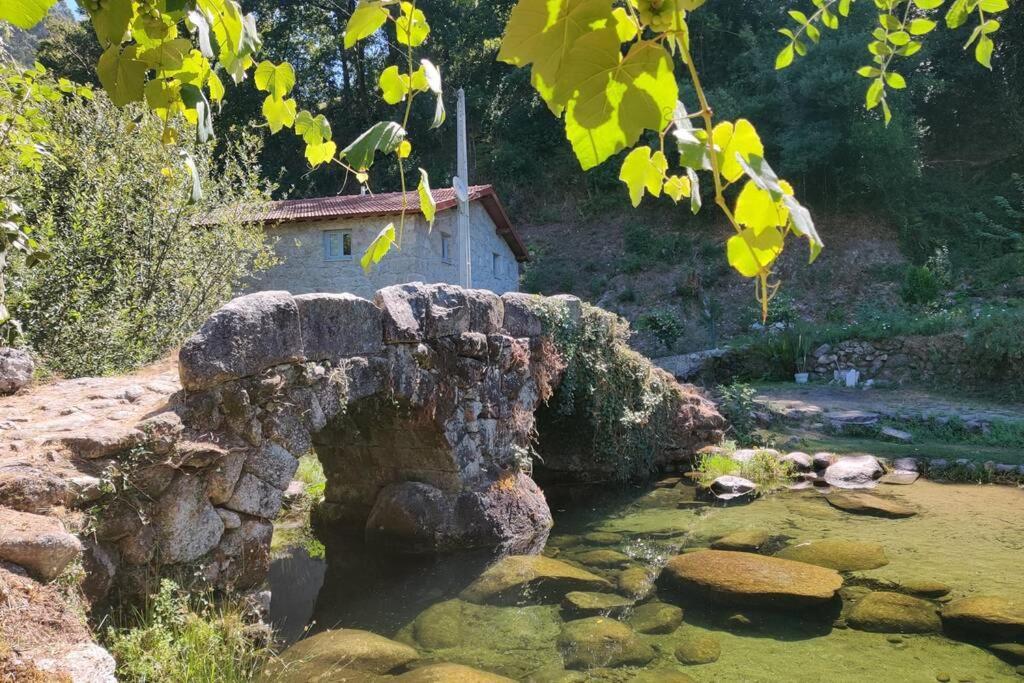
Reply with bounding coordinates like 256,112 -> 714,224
517,207 -> 911,357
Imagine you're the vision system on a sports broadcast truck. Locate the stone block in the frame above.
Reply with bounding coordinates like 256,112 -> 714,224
294,292 -> 383,360
501,292 -> 544,337
179,291 -> 303,390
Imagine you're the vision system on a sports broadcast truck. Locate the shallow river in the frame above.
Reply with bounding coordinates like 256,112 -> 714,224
268,480 -> 1024,682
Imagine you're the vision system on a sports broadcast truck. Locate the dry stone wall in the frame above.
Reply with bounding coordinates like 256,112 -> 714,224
809,334 -> 970,384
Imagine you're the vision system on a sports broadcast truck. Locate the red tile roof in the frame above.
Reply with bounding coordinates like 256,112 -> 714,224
256,184 -> 528,262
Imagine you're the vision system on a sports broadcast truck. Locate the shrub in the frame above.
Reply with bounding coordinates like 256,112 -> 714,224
8,92 -> 275,377
900,265 -> 940,305
715,382 -> 758,444
104,579 -> 271,683
695,449 -> 794,493
534,301 -> 689,480
636,308 -> 684,348
966,307 -> 1024,386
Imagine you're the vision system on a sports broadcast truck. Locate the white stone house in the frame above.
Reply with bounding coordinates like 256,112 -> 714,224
247,185 -> 527,298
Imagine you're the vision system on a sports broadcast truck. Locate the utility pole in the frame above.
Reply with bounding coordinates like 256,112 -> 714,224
455,88 -> 472,289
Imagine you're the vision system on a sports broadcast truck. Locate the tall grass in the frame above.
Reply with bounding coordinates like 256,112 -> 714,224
695,449 -> 795,494
103,579 -> 272,682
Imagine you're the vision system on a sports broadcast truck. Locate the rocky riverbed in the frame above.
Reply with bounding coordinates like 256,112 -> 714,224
266,473 -> 1024,682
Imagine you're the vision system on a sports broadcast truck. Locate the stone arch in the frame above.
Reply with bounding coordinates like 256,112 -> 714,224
157,284 -> 560,588
74,283 -> 720,598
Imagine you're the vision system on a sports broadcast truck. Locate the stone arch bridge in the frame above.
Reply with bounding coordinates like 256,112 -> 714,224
0,283 -> 722,607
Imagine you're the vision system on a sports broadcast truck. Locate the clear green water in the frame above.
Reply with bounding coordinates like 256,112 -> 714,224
269,480 -> 1024,682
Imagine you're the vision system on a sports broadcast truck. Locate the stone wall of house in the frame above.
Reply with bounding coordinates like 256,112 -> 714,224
249,202 -> 520,298
809,333 -> 971,384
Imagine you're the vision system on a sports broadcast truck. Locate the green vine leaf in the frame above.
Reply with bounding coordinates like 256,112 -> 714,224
262,94 -> 297,133
396,2 -> 430,47
361,223 -> 396,272
254,61 -> 296,99
561,30 -> 678,170
344,0 -> 388,49
340,121 -> 407,171
618,145 -> 668,207
97,45 -> 148,106
418,168 -> 436,227
89,0 -> 134,46
727,227 -> 784,278
0,0 -> 57,29
498,0 -> 616,115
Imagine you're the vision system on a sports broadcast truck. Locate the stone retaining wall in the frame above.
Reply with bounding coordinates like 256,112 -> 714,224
809,333 -> 970,384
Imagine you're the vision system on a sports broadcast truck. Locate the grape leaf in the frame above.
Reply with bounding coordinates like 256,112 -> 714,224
561,30 -> 678,170
97,45 -> 148,107
295,110 -> 332,144
344,0 -> 388,49
0,0 -> 57,29
340,121 -> 407,170
361,223 -> 396,272
396,1 -> 430,47
254,60 -> 295,99
90,0 -> 134,46
418,168 -> 436,227
140,38 -> 193,72
618,146 -> 668,207
664,175 -> 692,203
734,180 -> 790,232
498,0 -> 616,115
262,94 -> 296,133
712,119 -> 763,182
305,140 -> 337,167
727,227 -> 784,278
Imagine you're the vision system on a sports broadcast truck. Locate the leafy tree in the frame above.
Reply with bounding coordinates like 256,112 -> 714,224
0,0 -> 1011,322
7,87 -> 275,376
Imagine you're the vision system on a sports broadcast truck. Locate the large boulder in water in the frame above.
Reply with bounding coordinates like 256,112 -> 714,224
823,455 -> 884,489
266,629 -> 419,681
658,550 -> 843,609
825,491 -> 916,518
557,617 -> 654,669
941,596 -> 1024,642
459,555 -> 612,606
847,591 -> 942,633
775,538 -> 889,571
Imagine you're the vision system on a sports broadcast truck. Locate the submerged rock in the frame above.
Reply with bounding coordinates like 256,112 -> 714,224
823,455 -> 884,489
630,669 -> 697,683
941,596 -> 1024,642
268,628 -> 419,680
776,538 -> 889,571
825,491 -> 916,518
557,617 -> 654,669
711,529 -> 771,552
395,663 -> 515,682
573,549 -> 631,569
989,644 -> 1024,665
628,602 -> 683,634
880,471 -> 920,486
459,555 -> 612,606
583,532 -> 623,545
897,579 -> 951,598
617,567 -> 655,600
847,591 -> 942,633
562,591 -> 633,617
674,631 -> 721,664
409,599 -> 561,651
658,550 -> 843,609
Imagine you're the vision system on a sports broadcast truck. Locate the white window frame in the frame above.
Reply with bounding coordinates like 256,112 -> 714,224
323,229 -> 353,261
441,232 -> 453,263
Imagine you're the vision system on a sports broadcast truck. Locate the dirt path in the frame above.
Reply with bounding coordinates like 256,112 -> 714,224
753,383 -> 1024,425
